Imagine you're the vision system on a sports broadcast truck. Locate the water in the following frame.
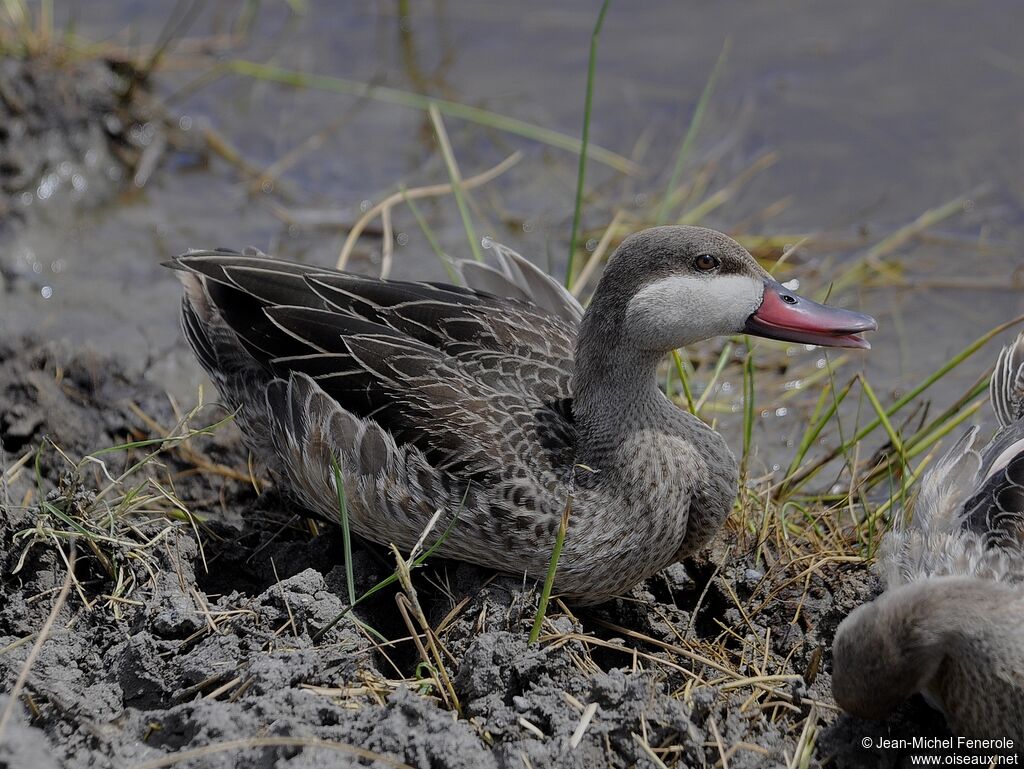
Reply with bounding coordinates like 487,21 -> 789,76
3,0 -> 1022,460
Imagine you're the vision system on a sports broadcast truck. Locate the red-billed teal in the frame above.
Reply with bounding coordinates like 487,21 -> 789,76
170,226 -> 876,603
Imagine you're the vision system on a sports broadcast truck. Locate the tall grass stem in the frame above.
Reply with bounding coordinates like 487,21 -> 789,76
566,0 -> 611,287
529,494 -> 572,644
428,104 -> 482,263
656,39 -> 731,225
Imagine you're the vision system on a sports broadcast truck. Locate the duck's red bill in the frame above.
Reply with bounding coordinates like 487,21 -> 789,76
744,279 -> 877,349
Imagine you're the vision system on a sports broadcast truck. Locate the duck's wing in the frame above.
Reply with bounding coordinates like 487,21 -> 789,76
171,250 -> 578,387
962,448 -> 1024,552
990,332 -> 1024,429
170,250 -> 578,482
963,333 -> 1024,551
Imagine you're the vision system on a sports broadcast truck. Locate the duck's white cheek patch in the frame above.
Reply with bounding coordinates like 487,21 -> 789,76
626,274 -> 764,346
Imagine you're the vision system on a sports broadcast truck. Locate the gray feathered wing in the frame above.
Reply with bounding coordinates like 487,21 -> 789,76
170,248 -> 583,542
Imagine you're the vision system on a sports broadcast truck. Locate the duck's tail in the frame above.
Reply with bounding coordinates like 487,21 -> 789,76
457,239 -> 584,324
991,332 -> 1024,428
168,249 -> 280,465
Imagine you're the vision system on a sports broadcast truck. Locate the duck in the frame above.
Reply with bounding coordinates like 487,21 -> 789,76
832,332 -> 1024,743
169,226 -> 875,604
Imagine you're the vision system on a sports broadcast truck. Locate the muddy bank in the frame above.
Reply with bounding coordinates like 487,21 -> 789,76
0,54 -> 175,289
0,337 -> 962,769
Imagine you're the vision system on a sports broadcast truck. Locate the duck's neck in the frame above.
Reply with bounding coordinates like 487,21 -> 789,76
571,305 -> 678,460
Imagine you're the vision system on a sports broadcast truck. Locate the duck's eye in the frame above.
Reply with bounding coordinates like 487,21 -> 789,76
694,254 -> 720,272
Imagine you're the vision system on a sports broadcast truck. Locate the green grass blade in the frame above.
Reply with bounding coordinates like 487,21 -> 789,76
741,338 -> 755,469
858,374 -> 905,461
827,189 -> 985,297
781,378 -> 853,484
671,350 -> 697,414
566,0 -> 612,287
330,454 -> 357,608
848,315 -> 1023,445
529,494 -> 572,644
902,375 -> 988,455
310,486 -> 466,643
694,341 -> 735,413
788,314 -> 1024,489
86,412 -> 236,458
656,38 -> 730,225
859,378 -> 989,491
227,59 -> 636,174
428,103 -> 482,263
402,187 -> 460,283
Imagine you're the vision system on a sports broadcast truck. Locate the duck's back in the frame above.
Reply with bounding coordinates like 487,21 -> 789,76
962,334 -> 1024,551
173,247 -> 593,549
932,584 -> 1024,743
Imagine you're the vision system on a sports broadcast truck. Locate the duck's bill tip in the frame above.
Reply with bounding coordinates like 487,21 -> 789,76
744,279 -> 877,350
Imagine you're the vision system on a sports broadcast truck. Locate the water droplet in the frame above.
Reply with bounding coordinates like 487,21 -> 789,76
585,238 -> 598,252
50,259 -> 65,273
396,232 -> 409,246
19,191 -> 33,207
261,180 -> 274,194
522,221 -> 533,233
178,115 -> 193,131
37,173 -> 59,201
760,409 -> 770,418
815,359 -> 826,369
71,174 -> 87,193
633,193 -> 648,207
775,407 -> 788,417
359,199 -> 371,212
40,286 -> 53,299
481,236 -> 493,249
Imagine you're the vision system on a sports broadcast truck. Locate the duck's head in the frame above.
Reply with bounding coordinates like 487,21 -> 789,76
831,591 -> 943,720
594,226 -> 876,351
